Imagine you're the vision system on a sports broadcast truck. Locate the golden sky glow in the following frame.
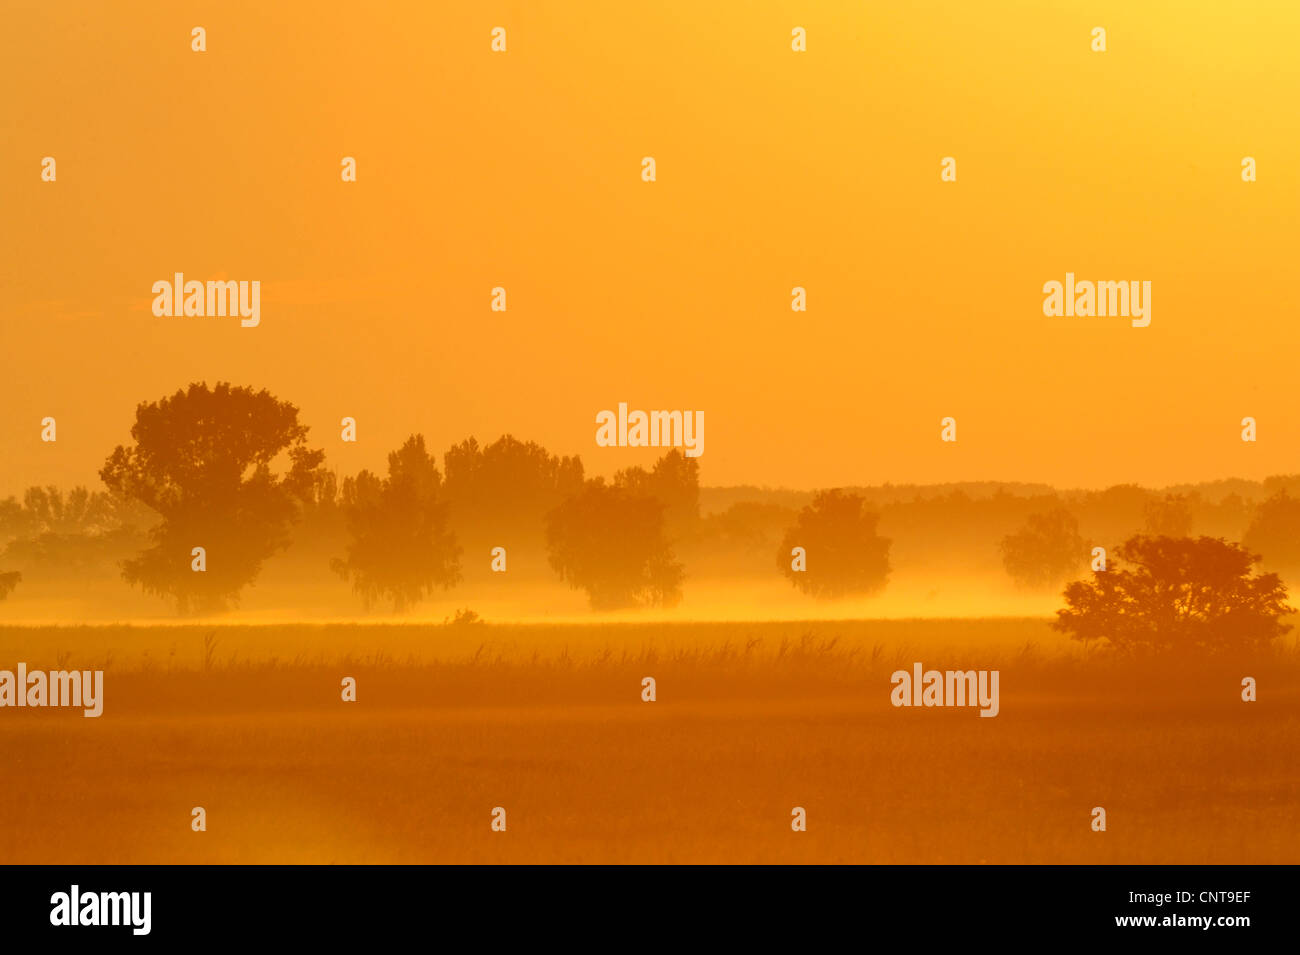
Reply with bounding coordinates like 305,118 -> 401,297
3,1 -> 1298,496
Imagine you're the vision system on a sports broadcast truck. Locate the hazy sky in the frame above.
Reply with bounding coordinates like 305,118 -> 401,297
3,1 -> 1298,498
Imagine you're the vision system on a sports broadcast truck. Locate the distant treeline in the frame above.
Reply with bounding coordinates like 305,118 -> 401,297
700,477 -> 1300,583
3,381 -> 1300,615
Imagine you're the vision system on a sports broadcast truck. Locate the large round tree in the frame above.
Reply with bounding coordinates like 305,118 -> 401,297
545,480 -> 684,610
778,489 -> 891,599
1054,535 -> 1292,653
99,382 -> 323,613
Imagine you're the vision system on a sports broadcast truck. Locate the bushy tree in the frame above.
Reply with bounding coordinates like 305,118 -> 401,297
1242,490 -> 1300,573
545,480 -> 683,610
100,382 -> 323,613
613,450 -> 701,541
1054,535 -> 1292,653
1143,492 -> 1195,538
332,435 -> 461,610
0,486 -> 153,573
1000,506 -> 1086,589
442,435 -> 584,561
778,489 -> 891,598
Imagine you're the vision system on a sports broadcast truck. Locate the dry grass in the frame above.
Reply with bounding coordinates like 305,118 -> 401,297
0,619 -> 1296,863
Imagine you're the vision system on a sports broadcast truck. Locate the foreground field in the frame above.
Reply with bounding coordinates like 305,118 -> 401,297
1,619 -> 1297,863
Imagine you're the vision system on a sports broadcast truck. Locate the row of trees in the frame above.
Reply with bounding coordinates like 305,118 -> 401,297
0,381 -> 1297,654
0,382 -> 902,613
0,383 -> 705,613
323,432 -> 694,612
998,490 -> 1300,590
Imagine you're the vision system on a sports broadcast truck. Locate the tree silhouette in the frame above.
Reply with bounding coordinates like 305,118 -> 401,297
442,435 -> 584,562
613,449 -> 701,542
0,496 -> 24,544
331,434 -> 461,611
1242,490 -> 1300,574
1054,535 -> 1292,653
0,486 -> 153,574
15,486 -> 112,535
1000,506 -> 1086,589
99,382 -> 323,613
0,571 -> 19,600
778,489 -> 891,598
544,480 -> 683,610
1143,492 -> 1195,537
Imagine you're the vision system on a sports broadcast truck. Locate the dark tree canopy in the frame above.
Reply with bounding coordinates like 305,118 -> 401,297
545,479 -> 684,610
99,382 -> 323,613
1000,506 -> 1086,590
8,486 -> 114,537
442,434 -> 584,556
1242,490 -> 1300,573
331,434 -> 461,611
778,489 -> 891,599
1143,492 -> 1195,538
613,449 -> 701,542
0,571 -> 19,600
0,486 -> 152,573
1054,535 -> 1293,653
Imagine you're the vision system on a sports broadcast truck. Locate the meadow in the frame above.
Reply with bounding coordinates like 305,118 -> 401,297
0,618 -> 1296,864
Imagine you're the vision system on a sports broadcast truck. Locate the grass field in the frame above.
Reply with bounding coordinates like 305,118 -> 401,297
1,618 -> 1297,863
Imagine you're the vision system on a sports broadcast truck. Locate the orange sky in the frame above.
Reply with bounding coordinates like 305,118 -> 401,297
2,0 -> 1298,497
